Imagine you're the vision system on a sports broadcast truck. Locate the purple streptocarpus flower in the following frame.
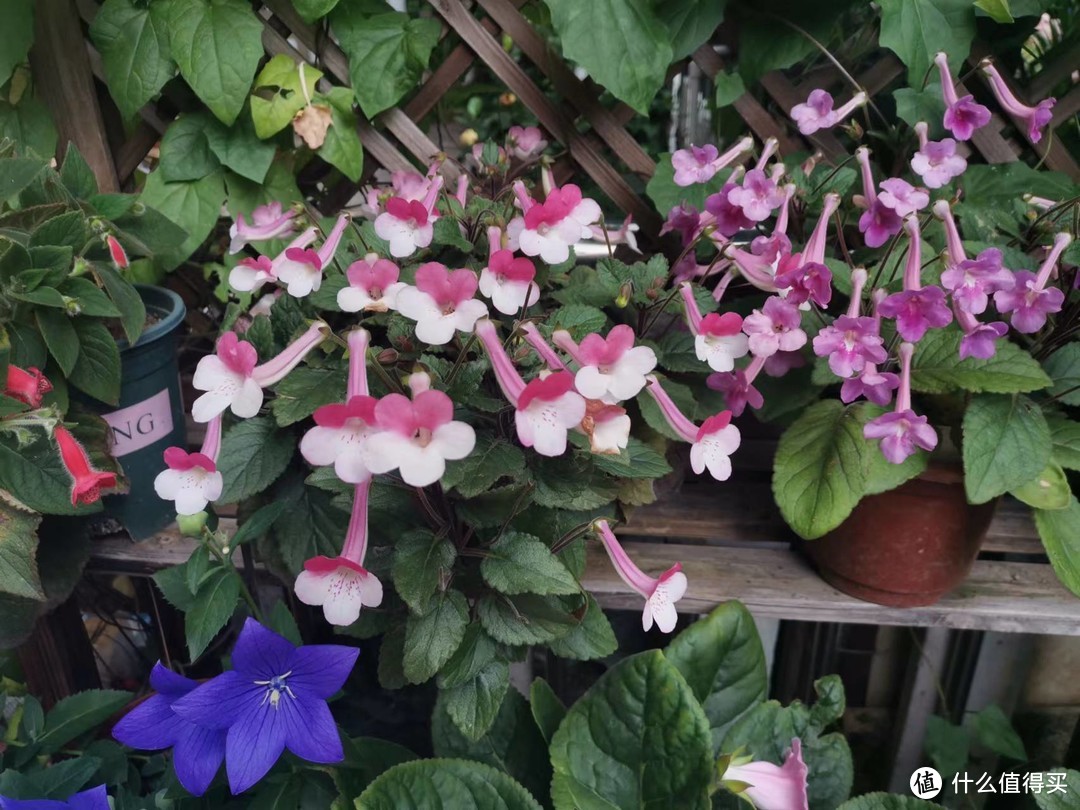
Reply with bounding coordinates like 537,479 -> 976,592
841,365 -> 899,405
594,519 -> 688,632
113,664 -> 226,796
645,376 -> 740,481
703,169 -> 754,238
933,198 -> 967,268
994,232 -> 1072,332
720,738 -> 809,810
790,89 -> 868,135
707,356 -> 766,417
154,415 -> 223,516
863,342 -> 937,464
911,122 -> 967,189
727,169 -> 785,222
1024,194 -> 1057,211
981,60 -> 1055,143
878,217 -> 953,342
855,147 -> 902,248
0,785 -> 110,810
955,305 -> 1009,360
935,52 -> 991,141
941,248 -> 1014,315
877,178 -> 929,217
743,296 -> 807,358
774,259 -> 833,308
172,619 -> 358,794
679,284 -> 748,372
660,203 -> 703,247
229,202 -> 297,255
671,137 -> 753,187
274,214 -> 350,298
763,350 -> 806,377
812,268 -> 886,377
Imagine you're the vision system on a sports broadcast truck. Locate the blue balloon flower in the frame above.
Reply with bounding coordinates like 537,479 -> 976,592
0,784 -> 109,810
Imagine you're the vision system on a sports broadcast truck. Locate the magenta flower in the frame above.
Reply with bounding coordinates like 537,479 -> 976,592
813,317 -> 887,378
863,342 -> 937,464
154,416 -> 223,516
338,254 -> 405,313
507,182 -> 601,264
727,169 -> 785,222
172,619 -> 358,794
743,297 -> 807,358
790,89 -> 868,135
763,350 -> 806,377
877,178 -> 929,217
594,520 -> 688,632
228,202 -> 297,255
957,313 -> 1009,360
941,247 -> 1014,315
775,260 -> 833,308
645,376 -> 741,481
841,365 -> 899,405
878,217 -> 952,341
113,664 -> 226,796
395,262 -> 488,346
274,214 -> 350,298
981,61 -> 1056,143
705,179 -> 755,237
671,137 -> 752,187
994,233 -> 1072,332
707,357 -> 766,417
911,122 -> 967,189
660,203 -> 703,246
374,176 -> 442,258
553,324 -> 657,404
680,284 -> 748,372
935,52 -> 991,141
479,233 -> 539,315
856,147 -> 903,248
507,125 -> 547,160
721,738 -> 809,810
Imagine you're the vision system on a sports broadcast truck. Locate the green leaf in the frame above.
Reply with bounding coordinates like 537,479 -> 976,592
924,715 -> 968,778
1032,770 -> 1080,809
392,529 -> 456,615
893,86 -> 947,138
35,755 -> 104,799
217,416 -> 296,503
972,705 -> 1027,760
36,690 -> 132,755
271,480 -> 351,575
94,265 -> 146,344
159,113 -> 220,182
441,659 -> 511,742
161,0 -> 264,125
30,212 -> 87,251
292,0 -> 341,23
204,112 -> 276,184
589,438 -> 672,480
974,0 -> 1014,22
59,277 -> 122,317
331,6 -> 440,118
270,363 -> 347,426
0,501 -> 42,600
482,531 -> 579,597
437,625 -> 499,689
0,434 -> 94,516
67,318 -> 121,405
139,169 -> 225,270
1044,344 -> 1080,406
0,157 -> 45,200
402,589 -> 469,684
231,501 -> 289,547
1035,496 -> 1080,598
318,87 -> 363,182
478,593 -> 578,646
714,70 -> 746,107
550,650 -> 713,810
249,55 -> 325,139
186,567 -> 240,660
877,0 -> 976,85
89,0 -> 176,121
335,736 -> 417,800
1047,413 -> 1080,471
266,599 -> 301,645
433,686 -> 551,799
962,394 -> 1051,504
547,594 -> 617,661
910,328 -> 1050,394
530,455 -> 620,511
836,795 -> 943,810
442,436 -> 525,498
665,601 -> 767,754
0,0 -> 33,88
1010,462 -> 1070,510
35,309 -> 79,377
654,0 -> 727,61
357,760 -> 543,810
530,678 -> 566,744
544,0 -> 671,114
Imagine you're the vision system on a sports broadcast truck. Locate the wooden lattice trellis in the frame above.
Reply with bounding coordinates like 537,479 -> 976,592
41,0 -> 1080,246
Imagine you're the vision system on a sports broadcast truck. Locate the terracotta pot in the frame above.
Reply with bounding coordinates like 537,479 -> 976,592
805,465 -> 997,607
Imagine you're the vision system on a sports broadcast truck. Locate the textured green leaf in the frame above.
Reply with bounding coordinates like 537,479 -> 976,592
37,690 -> 132,755
30,212 -> 86,251
269,363 -> 346,426
271,480 -> 351,575
334,736 -> 417,801
665,601 -> 767,754
877,0 -> 976,84
0,501 -> 42,600
203,112 -> 276,184
972,705 -> 1027,760
159,113 -> 220,182
402,589 -> 469,684
94,265 -> 145,344
547,594 -> 617,661
437,625 -> 499,689
89,0 -> 176,121
331,5 -> 440,118
910,328 -> 1050,394
249,55 -> 324,139
478,593 -> 578,646
67,318 -> 121,404
530,455 -> 620,511
357,759 -> 543,810
217,416 -> 296,504
655,0 -> 727,61
392,529 -> 456,615
589,438 -> 672,480
1047,413 -> 1080,471
1035,496 -> 1080,598
441,660 -> 511,742
0,0 -> 33,88
1044,344 -> 1080,406
962,394 -> 1050,503
58,278 -> 121,317
1010,462 -> 1070,510
442,436 -> 525,498
161,0 -> 264,125
530,678 -> 566,744
35,309 -> 79,377
0,434 -> 92,516
185,567 -> 240,660
139,169 -> 225,270
231,501 -> 288,547
482,531 -> 579,596
893,86 -> 947,138
1032,769 -> 1080,809
550,650 -> 713,810
318,87 -> 363,182
924,715 -> 968,778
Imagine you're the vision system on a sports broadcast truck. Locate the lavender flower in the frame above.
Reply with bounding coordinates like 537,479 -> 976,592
940,247 -> 1014,315
981,60 -> 1055,143
994,233 -> 1072,333
813,270 -> 886,377
863,343 -> 937,464
910,122 -> 967,189
855,147 -> 902,248
742,297 -> 807,358
935,52 -> 991,141
878,217 -> 952,341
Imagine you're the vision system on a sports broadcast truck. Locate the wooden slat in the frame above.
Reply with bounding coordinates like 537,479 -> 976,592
1028,42 -> 1080,101
584,541 -> 1080,635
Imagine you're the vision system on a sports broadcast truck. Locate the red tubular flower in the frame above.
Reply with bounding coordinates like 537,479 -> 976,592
4,365 -> 52,407
54,425 -> 118,505
106,235 -> 129,269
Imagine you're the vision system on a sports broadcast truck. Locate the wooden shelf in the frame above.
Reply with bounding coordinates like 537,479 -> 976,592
87,487 -> 1077,636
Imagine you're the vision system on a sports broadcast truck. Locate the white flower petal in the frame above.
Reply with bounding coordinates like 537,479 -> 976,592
231,377 -> 264,418
432,421 -> 476,461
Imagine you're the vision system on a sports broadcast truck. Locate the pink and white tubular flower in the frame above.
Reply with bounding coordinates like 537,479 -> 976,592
300,330 -> 379,484
680,284 -> 748,372
228,226 -> 317,293
507,125 -> 547,160
153,416 -> 223,516
935,52 -> 991,141
479,228 -> 540,315
790,89 -> 868,135
863,342 -> 938,464
589,215 -> 641,254
553,324 -> 657,404
994,232 -> 1072,333
981,60 -> 1056,143
646,375 -> 740,482
274,213 -> 350,298
742,296 -> 807,358
583,400 -> 631,455
396,262 -> 488,346
338,254 -> 405,313
507,182 -> 601,265
911,122 -> 967,189
374,176 -> 443,258
362,376 -> 476,487
594,519 -> 687,633
476,319 -> 586,457
191,322 -> 328,423
721,738 -> 809,810
727,169 -> 785,222
877,178 -> 929,217
855,147 -> 903,248
671,136 -> 753,187
228,202 -> 297,255
294,480 -> 383,626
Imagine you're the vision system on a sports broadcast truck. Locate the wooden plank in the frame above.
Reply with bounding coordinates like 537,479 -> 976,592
584,541 -> 1080,635
30,0 -> 119,191
18,596 -> 102,710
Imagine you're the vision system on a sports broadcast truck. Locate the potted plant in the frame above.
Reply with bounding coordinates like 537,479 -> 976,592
654,53 -> 1078,606
0,141 -> 186,644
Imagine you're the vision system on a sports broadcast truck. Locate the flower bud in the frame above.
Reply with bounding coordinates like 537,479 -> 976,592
177,511 -> 210,537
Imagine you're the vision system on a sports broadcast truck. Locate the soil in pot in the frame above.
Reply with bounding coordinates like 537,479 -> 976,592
805,464 -> 997,607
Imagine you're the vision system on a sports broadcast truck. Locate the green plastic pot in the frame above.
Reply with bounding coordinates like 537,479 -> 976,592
87,285 -> 187,540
